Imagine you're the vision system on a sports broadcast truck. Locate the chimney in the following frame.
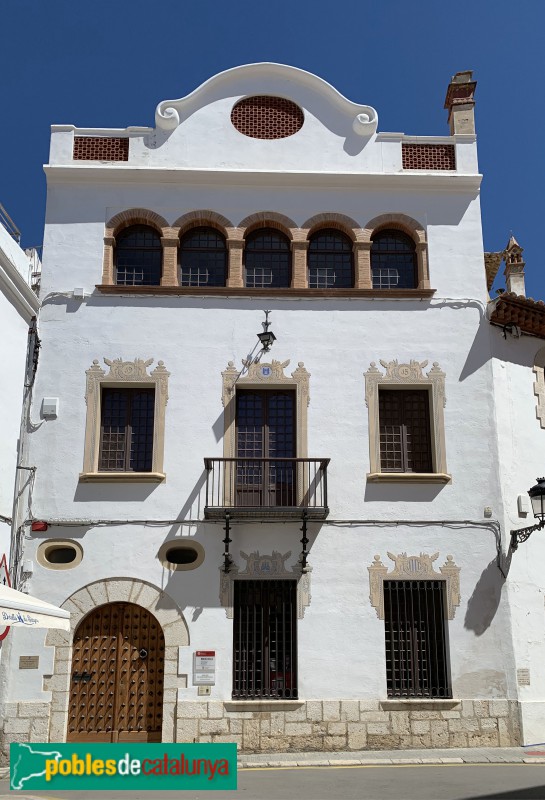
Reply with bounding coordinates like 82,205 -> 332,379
503,235 -> 526,297
444,71 -> 477,135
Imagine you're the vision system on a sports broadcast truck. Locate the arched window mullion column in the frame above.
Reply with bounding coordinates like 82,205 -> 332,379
102,236 -> 116,285
291,240 -> 309,289
354,241 -> 372,288
161,232 -> 179,286
226,238 -> 245,288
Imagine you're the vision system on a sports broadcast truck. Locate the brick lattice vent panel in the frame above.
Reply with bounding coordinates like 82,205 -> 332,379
73,137 -> 129,161
231,96 -> 304,140
402,143 -> 456,170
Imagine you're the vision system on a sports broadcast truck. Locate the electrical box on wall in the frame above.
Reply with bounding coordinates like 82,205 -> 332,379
41,398 -> 59,418
518,494 -> 531,516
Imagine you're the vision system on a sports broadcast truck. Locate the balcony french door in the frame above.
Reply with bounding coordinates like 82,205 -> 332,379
236,390 -> 296,507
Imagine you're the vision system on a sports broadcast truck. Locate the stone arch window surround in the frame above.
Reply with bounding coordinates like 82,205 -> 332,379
303,213 -> 366,288
364,358 -> 449,483
362,214 -> 430,291
533,347 -> 545,428
44,578 -> 189,744
80,357 -> 170,482
238,212 -> 301,288
174,210 -> 237,288
102,209 -> 175,286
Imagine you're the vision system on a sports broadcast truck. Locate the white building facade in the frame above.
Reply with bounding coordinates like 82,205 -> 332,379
0,209 -> 40,563
0,64 -> 535,756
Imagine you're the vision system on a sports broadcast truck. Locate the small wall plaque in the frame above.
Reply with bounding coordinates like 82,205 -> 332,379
517,668 -> 530,686
19,656 -> 39,670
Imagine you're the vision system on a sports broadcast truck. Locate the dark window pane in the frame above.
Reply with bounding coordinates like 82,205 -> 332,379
115,225 -> 162,286
233,580 -> 297,699
379,390 -> 432,472
245,228 -> 291,288
384,580 -> 451,698
308,229 -> 353,288
180,227 -> 227,287
235,390 -> 295,507
99,388 -> 154,472
371,230 -> 417,289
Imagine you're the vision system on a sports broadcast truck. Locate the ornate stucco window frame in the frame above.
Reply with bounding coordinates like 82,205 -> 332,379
533,347 -> 545,428
364,359 -> 450,483
219,550 -> 311,619
368,551 -> 461,620
222,358 -> 309,459
220,358 -> 310,507
80,358 -> 170,482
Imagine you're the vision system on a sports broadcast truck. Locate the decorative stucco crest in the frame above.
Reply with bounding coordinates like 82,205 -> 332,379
368,552 -> 461,620
365,359 -> 446,407
219,550 -> 312,619
86,358 -> 170,404
222,359 -> 309,405
155,63 -> 378,136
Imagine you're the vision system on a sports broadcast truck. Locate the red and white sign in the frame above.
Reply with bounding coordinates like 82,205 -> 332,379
193,650 -> 216,685
0,555 -> 11,640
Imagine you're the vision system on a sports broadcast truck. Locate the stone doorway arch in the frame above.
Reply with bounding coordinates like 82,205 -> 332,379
45,578 -> 189,743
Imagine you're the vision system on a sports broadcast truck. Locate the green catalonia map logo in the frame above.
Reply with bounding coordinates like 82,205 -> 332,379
10,742 -> 237,791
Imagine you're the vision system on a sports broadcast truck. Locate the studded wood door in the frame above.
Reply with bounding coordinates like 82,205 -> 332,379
67,603 -> 165,742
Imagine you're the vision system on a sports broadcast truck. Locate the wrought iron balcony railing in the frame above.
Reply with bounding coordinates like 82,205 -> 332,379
204,458 -> 330,520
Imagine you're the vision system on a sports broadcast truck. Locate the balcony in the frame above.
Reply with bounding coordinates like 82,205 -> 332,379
204,458 -> 330,520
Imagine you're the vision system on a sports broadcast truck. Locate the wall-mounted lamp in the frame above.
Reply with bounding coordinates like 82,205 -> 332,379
256,310 -> 276,353
511,477 -> 545,550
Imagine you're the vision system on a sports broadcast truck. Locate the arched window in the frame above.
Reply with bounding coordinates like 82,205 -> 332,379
371,230 -> 417,289
115,225 -> 162,286
245,228 -> 291,288
308,229 -> 353,288
179,227 -> 227,287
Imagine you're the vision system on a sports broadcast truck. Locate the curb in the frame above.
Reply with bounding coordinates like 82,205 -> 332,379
238,756 -> 545,769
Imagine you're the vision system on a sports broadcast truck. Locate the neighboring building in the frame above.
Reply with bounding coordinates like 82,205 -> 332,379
0,206 -> 40,564
1,63 -> 541,756
487,241 -> 545,747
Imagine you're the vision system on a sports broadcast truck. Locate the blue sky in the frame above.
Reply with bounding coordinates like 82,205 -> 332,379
2,0 -> 543,297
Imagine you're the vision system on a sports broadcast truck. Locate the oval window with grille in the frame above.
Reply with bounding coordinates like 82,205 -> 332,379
231,96 -> 304,140
37,540 -> 83,570
158,541 -> 205,571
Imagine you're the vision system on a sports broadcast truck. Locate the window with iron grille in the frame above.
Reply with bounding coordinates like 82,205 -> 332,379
244,228 -> 291,288
179,227 -> 227,287
379,389 -> 432,472
233,580 -> 297,699
99,388 -> 155,472
308,229 -> 354,289
115,225 -> 162,286
384,580 -> 451,698
371,230 -> 417,289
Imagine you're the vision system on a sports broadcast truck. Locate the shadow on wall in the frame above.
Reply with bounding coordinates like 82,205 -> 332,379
364,482 -> 447,503
464,557 -> 505,635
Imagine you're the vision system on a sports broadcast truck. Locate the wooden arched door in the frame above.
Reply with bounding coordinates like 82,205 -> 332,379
67,602 -> 165,742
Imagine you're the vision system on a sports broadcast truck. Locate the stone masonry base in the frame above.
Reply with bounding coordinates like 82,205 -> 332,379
175,699 -> 521,753
0,698 -> 521,763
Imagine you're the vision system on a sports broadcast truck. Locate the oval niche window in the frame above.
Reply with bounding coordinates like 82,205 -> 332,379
231,96 -> 304,140
158,540 -> 205,571
37,540 -> 83,570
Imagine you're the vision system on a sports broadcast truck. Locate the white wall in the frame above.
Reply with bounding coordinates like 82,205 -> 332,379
491,332 -> 545,744
0,225 -> 38,558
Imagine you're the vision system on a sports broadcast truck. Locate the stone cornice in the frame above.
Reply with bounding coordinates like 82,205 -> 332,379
0,250 -> 40,320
